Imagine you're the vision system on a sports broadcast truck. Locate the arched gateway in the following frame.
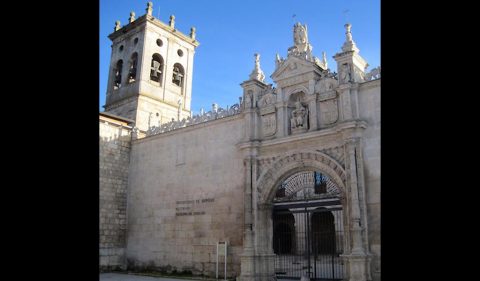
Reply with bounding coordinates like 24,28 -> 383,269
237,148 -> 372,281
272,170 -> 345,280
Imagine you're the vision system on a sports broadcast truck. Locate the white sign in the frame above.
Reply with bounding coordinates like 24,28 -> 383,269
216,241 -> 227,280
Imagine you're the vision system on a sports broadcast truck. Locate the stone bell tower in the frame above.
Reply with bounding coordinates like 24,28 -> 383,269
103,2 -> 199,132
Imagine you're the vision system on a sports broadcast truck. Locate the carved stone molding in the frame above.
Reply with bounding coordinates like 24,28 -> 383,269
255,150 -> 347,204
318,90 -> 337,102
320,146 -> 345,168
260,109 -> 277,137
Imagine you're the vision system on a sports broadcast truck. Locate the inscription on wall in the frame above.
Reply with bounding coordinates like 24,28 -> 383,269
175,198 -> 215,216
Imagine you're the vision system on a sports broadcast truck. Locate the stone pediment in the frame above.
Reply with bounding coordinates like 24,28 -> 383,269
271,56 -> 319,82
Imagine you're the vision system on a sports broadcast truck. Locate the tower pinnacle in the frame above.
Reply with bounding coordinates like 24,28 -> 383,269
249,53 -> 265,82
342,23 -> 359,53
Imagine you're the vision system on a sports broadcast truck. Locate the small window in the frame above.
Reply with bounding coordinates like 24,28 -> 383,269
134,38 -> 139,44
150,54 -> 164,84
113,60 -> 123,89
177,49 -> 183,57
156,39 -> 163,47
119,45 -> 124,52
128,53 -> 138,83
172,63 -> 185,88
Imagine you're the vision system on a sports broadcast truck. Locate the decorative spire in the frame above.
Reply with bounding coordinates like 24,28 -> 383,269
341,23 -> 359,52
114,20 -> 121,31
322,51 -> 328,69
169,15 -> 175,28
146,2 -> 153,16
129,11 -> 136,23
190,27 -> 196,40
275,53 -> 284,69
249,53 -> 265,82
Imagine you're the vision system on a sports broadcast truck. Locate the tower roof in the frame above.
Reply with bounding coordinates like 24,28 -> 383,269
109,13 -> 199,48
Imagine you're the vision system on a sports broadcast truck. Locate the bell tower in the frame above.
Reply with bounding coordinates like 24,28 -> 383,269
103,2 -> 199,132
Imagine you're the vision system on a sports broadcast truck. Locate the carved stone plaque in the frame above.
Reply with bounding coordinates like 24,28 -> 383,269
320,98 -> 338,125
260,105 -> 276,137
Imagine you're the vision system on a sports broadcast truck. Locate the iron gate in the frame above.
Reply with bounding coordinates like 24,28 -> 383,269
273,198 -> 345,280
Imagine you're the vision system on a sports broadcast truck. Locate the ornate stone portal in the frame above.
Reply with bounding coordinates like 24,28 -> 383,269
238,21 -> 378,281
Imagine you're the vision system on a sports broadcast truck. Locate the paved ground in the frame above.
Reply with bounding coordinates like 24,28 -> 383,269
100,273 -> 203,281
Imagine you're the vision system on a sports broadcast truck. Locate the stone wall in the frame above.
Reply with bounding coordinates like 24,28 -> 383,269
126,115 -> 245,278
100,116 -> 132,270
358,79 -> 381,281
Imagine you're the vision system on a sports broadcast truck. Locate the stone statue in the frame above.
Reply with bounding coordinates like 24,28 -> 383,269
294,23 -> 308,45
291,101 -> 307,129
244,93 -> 252,108
169,15 -> 175,28
129,11 -> 135,23
340,64 -> 351,83
290,22 -> 313,60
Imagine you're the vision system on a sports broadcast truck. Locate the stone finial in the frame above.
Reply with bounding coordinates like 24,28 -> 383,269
322,51 -> 328,69
341,23 -> 359,52
129,11 -> 136,23
249,53 -> 265,82
114,20 -> 121,31
169,15 -> 175,28
146,2 -> 153,16
190,27 -> 196,40
275,53 -> 283,69
345,23 -> 352,41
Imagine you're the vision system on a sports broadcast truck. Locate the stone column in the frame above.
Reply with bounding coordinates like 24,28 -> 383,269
239,156 -> 256,281
338,84 -> 353,121
307,95 -> 318,131
350,83 -> 360,119
342,138 -> 370,281
276,102 -> 288,138
254,203 -> 276,281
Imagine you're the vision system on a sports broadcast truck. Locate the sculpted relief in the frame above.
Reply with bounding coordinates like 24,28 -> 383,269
259,86 -> 277,137
319,99 -> 339,126
290,101 -> 308,134
315,77 -> 338,94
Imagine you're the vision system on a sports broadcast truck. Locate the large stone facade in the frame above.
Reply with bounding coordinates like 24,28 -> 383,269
100,3 -> 380,281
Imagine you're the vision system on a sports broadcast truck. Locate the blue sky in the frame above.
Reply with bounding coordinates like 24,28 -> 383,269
99,0 -> 380,114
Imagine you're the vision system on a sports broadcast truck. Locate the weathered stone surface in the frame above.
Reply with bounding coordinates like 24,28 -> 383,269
100,7 -> 380,281
100,114 -> 132,271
